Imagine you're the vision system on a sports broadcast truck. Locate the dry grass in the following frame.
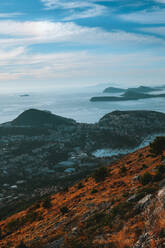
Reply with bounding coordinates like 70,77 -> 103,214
0,146 -> 165,248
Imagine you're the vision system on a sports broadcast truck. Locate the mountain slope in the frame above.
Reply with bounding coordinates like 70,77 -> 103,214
0,144 -> 165,248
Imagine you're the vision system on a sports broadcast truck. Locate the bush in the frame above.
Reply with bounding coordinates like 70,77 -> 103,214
16,241 -> 27,248
110,201 -> 132,219
91,188 -> 98,194
25,210 -> 38,223
6,218 -> 23,233
77,182 -> 84,189
60,206 -> 69,214
150,136 -> 165,155
92,166 -> 109,182
153,171 -> 163,182
120,165 -> 127,174
42,196 -> 52,209
140,172 -> 153,185
156,164 -> 165,174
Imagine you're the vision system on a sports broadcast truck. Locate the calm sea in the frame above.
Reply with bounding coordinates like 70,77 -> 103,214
0,88 -> 165,124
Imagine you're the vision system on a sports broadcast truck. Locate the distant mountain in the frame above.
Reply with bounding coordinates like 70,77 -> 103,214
103,87 -> 125,93
11,109 -> 76,127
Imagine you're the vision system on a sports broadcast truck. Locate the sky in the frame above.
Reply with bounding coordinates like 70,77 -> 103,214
0,0 -> 165,91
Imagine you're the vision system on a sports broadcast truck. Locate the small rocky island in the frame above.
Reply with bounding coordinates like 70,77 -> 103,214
20,94 -> 30,97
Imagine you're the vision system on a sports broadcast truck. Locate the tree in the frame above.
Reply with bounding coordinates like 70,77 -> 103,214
42,196 -> 52,209
150,136 -> 165,155
92,166 -> 109,182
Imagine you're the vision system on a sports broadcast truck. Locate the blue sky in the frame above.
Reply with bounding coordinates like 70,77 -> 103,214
0,0 -> 165,91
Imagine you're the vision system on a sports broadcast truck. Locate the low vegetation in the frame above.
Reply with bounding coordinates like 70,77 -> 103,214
0,144 -> 165,248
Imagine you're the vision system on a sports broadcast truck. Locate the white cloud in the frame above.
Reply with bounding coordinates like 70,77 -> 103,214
1,46 -> 165,87
0,12 -> 23,18
154,0 -> 165,3
0,20 -> 163,49
41,0 -> 109,19
0,19 -> 164,86
120,7 -> 165,24
140,26 -> 165,36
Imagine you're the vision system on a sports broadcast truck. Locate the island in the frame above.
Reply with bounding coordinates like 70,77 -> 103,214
103,87 -> 125,93
20,94 -> 30,97
90,90 -> 165,102
103,85 -> 162,94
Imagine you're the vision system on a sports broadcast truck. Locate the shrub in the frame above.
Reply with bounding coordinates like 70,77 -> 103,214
140,172 -> 153,185
77,182 -> 84,189
92,166 -> 109,182
60,206 -> 69,214
91,188 -> 98,194
150,136 -> 165,155
25,210 -> 38,223
142,164 -> 147,169
42,196 -> 52,209
61,186 -> 69,192
156,164 -> 165,174
6,219 -> 23,233
120,165 -> 127,174
153,171 -> 163,182
16,241 -> 27,248
110,201 -> 132,219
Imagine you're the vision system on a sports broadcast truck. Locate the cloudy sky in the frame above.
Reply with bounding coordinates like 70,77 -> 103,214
0,0 -> 165,90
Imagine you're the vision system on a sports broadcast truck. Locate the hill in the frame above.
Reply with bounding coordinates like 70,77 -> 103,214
0,143 -> 165,248
11,109 -> 76,128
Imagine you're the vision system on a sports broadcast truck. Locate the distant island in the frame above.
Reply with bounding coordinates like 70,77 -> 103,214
103,85 -> 162,94
20,94 -> 30,97
103,87 -> 125,93
91,85 -> 165,102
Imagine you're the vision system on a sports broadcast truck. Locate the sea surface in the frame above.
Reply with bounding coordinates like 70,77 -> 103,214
0,88 -> 165,124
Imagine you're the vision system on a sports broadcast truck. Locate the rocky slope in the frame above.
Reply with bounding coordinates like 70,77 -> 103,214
0,143 -> 165,248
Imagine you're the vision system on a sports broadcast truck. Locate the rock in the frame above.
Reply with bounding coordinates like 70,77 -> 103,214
136,194 -> 152,210
132,175 -> 140,182
158,186 -> 165,208
127,194 -> 137,202
45,237 -> 64,248
159,178 -> 165,188
133,233 -> 150,248
72,227 -> 78,235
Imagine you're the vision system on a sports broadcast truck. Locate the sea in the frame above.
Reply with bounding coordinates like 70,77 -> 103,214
0,87 -> 165,124
1,86 -> 165,157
